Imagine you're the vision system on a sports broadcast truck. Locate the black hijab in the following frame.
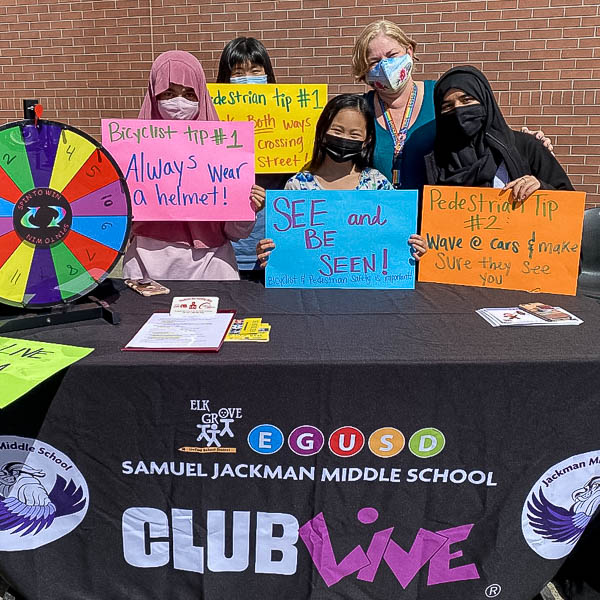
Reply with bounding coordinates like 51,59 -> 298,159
432,66 -> 529,186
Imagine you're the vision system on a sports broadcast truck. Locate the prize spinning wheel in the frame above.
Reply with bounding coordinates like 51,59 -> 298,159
0,119 -> 131,308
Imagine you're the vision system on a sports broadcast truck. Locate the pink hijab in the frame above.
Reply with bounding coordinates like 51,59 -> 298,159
138,50 -> 218,121
134,51 -> 228,249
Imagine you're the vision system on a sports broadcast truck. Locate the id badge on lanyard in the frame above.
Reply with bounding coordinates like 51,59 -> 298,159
391,152 -> 404,189
379,83 -> 418,189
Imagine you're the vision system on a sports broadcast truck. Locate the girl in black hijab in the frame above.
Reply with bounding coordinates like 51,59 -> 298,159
425,66 -> 573,202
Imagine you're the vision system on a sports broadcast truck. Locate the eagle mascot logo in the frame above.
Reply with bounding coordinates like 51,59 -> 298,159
0,462 -> 86,537
522,452 -> 600,559
527,476 -> 600,546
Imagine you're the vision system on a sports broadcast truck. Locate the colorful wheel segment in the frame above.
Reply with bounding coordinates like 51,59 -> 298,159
0,120 -> 131,308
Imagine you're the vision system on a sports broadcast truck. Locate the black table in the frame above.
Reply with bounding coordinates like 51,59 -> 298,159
1,280 -> 599,600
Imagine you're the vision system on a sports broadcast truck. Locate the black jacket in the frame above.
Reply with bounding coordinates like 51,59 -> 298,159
425,131 -> 574,191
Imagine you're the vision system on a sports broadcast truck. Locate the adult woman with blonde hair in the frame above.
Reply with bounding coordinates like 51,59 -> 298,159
352,20 -> 552,192
352,20 -> 435,191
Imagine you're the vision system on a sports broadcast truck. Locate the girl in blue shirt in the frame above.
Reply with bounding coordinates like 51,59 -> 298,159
216,38 -> 288,275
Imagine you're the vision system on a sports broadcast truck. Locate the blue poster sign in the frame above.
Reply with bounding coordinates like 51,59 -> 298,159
265,189 -> 418,289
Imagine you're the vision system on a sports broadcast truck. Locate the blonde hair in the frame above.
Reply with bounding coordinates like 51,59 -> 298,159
351,20 -> 417,82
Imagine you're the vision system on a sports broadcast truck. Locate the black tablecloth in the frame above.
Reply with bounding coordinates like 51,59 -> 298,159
1,280 -> 599,600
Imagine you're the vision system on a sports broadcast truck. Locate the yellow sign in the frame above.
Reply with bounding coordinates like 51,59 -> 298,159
207,83 -> 327,173
418,185 -> 586,295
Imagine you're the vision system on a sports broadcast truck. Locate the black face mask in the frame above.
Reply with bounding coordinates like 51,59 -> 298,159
322,134 -> 364,163
439,104 -> 486,140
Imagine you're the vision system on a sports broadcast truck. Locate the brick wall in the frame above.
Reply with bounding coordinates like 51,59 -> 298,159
1,0 -> 598,206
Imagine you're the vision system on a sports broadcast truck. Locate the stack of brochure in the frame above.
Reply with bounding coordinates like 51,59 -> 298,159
477,302 -> 583,327
225,318 -> 271,342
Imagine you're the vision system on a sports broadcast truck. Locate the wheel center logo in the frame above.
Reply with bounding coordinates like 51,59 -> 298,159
0,436 -> 88,551
13,188 -> 72,246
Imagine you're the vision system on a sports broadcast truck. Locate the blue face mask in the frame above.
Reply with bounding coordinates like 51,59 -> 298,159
230,75 -> 268,85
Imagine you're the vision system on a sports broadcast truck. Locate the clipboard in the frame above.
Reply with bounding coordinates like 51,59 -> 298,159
122,310 -> 236,352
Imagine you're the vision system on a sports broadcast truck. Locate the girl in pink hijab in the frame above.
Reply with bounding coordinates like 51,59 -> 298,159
123,50 -> 265,281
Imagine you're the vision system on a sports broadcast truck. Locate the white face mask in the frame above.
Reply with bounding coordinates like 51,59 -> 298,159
157,96 -> 199,120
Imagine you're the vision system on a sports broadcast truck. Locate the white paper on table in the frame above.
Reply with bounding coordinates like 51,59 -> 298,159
123,312 -> 235,351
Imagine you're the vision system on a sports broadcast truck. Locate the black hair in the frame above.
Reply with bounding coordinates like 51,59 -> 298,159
309,94 -> 375,171
216,37 -> 276,83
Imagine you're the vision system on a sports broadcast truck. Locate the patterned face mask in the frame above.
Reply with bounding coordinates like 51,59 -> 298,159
365,54 -> 413,93
230,75 -> 268,84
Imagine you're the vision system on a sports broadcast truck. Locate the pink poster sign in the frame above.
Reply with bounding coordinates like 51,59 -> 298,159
101,119 -> 255,221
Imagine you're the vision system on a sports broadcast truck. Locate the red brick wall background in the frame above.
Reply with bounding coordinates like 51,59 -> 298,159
1,0 -> 598,206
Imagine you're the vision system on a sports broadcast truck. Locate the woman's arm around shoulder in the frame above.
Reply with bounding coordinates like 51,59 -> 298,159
514,131 -> 574,191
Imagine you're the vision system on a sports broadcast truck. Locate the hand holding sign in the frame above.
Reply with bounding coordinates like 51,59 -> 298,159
250,184 -> 266,212
256,238 -> 275,269
502,175 -> 541,203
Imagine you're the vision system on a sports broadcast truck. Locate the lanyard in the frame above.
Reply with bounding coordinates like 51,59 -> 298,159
379,83 -> 418,186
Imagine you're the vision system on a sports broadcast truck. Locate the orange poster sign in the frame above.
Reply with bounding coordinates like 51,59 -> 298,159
418,185 -> 586,295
